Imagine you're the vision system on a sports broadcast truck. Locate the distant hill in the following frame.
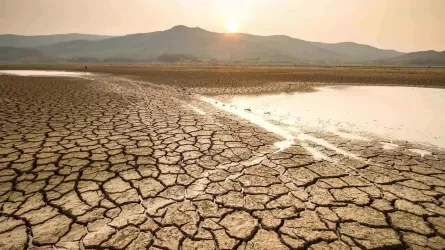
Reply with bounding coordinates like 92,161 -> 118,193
0,34 -> 113,48
1,25 -> 444,65
0,46 -> 50,62
380,50 -> 445,66
313,41 -> 403,62
35,25 -> 404,63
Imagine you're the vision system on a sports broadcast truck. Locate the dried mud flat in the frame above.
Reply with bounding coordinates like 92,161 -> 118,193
4,64 -> 445,95
1,72 -> 445,250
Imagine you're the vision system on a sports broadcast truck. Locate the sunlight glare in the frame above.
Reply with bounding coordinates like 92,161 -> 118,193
226,20 -> 238,33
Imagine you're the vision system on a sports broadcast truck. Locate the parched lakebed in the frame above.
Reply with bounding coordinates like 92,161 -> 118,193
1,72 -> 445,250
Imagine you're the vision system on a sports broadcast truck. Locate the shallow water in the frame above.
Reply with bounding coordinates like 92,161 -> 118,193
0,70 -> 92,77
229,86 -> 445,149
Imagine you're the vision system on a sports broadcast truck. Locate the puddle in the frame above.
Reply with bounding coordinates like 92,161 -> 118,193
229,86 -> 445,149
0,70 -> 92,77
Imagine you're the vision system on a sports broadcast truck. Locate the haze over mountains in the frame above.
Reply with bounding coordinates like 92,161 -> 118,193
0,34 -> 113,48
1,25 -> 444,65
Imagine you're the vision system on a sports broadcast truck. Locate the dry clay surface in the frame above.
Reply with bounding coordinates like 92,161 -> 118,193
1,74 -> 445,250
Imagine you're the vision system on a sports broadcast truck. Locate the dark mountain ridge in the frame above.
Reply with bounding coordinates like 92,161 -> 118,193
1,25 -> 444,65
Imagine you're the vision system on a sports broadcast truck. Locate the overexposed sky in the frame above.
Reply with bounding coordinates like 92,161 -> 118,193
1,0 -> 444,52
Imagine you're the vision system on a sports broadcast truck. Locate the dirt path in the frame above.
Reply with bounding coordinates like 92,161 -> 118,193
1,74 -> 445,249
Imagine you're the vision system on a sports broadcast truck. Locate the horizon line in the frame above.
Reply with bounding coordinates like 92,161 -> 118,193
0,25 -> 442,53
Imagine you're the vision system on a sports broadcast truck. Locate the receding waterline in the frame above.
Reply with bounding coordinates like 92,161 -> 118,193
199,96 -> 296,152
0,70 -> 92,77
229,86 -> 445,149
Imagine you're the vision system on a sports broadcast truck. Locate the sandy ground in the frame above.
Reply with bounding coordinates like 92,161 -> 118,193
1,70 -> 445,249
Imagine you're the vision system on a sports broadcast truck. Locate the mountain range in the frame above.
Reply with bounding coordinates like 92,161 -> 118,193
1,25 -> 444,65
0,34 -> 113,48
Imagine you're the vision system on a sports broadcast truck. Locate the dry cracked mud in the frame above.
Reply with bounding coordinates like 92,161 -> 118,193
1,73 -> 445,250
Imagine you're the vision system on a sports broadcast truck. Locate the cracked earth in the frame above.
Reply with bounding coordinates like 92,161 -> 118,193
1,74 -> 445,250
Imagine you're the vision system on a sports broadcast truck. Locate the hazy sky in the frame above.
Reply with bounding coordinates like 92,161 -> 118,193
1,0 -> 444,52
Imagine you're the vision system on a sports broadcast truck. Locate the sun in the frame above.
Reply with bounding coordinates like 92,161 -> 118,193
226,20 -> 238,33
